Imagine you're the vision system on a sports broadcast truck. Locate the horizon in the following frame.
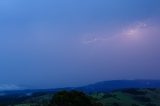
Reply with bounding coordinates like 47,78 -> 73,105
0,0 -> 160,89
1,79 -> 160,91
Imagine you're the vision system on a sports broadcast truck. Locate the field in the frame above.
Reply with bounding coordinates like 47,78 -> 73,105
92,89 -> 160,106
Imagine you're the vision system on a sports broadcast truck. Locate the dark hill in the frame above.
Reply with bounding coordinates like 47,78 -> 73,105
76,80 -> 160,92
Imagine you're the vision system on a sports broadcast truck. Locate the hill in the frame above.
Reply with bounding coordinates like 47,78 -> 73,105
92,88 -> 160,106
0,80 -> 160,106
13,88 -> 160,106
77,80 -> 160,92
1,80 -> 160,95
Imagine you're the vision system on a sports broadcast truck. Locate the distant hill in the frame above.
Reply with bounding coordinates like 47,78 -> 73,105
76,80 -> 160,92
1,80 -> 160,95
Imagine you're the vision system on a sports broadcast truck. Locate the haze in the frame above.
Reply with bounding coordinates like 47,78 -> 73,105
0,0 -> 160,89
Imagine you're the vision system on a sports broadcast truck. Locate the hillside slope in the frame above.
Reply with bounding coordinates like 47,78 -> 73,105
13,88 -> 160,106
77,80 -> 160,92
92,88 -> 160,106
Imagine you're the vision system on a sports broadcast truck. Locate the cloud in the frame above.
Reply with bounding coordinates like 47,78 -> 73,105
83,37 -> 108,44
0,84 -> 25,91
81,20 -> 159,46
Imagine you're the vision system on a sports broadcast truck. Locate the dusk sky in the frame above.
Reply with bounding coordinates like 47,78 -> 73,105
0,0 -> 160,90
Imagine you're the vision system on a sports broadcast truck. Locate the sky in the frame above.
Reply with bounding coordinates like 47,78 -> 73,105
0,0 -> 160,89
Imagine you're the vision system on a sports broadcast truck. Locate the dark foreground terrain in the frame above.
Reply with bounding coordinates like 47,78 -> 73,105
0,80 -> 160,106
0,88 -> 160,106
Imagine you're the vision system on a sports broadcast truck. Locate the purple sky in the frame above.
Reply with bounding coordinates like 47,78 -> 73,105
0,0 -> 160,89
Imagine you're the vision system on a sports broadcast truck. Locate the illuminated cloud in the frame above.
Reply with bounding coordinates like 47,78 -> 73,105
121,22 -> 149,40
82,20 -> 158,46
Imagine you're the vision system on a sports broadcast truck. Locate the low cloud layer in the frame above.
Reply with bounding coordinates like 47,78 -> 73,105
0,84 -> 24,91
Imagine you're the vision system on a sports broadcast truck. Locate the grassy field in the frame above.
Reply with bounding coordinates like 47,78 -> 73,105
92,89 -> 160,106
